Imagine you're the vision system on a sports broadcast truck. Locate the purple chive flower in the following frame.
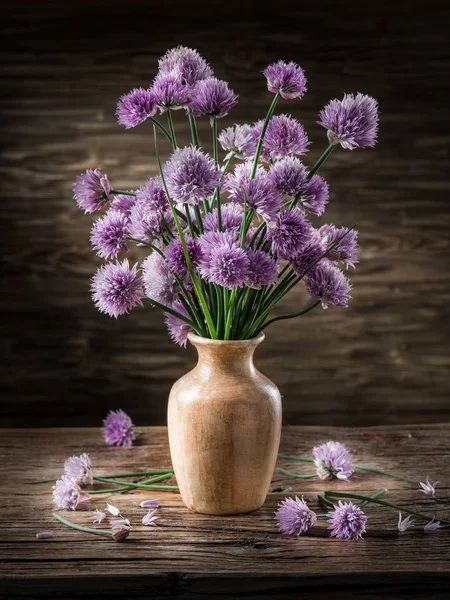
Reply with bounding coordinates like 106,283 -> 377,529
245,250 -> 278,289
318,93 -> 379,150
129,199 -> 173,242
74,168 -> 112,213
111,194 -> 136,217
198,230 -> 238,265
142,509 -> 159,526
63,453 -> 93,487
140,499 -> 160,509
312,441 -> 354,480
142,252 -> 183,305
36,531 -> 54,540
319,225 -> 359,269
152,72 -> 191,113
90,209 -> 130,259
263,61 -> 307,100
424,520 -> 443,533
419,478 -> 439,497
136,177 -> 168,212
165,301 -> 192,347
165,236 -> 202,276
291,230 -> 327,276
267,208 -> 312,260
225,163 -> 282,221
204,202 -> 244,232
189,78 -> 238,120
111,523 -> 131,542
52,477 -> 91,511
106,503 -> 121,517
328,501 -> 367,540
164,146 -> 221,205
398,513 -> 415,532
92,509 -> 106,524
269,157 -> 308,197
275,496 -> 317,536
299,175 -> 329,216
116,88 -> 157,129
91,260 -> 144,318
158,46 -> 213,86
103,409 -> 136,447
218,124 -> 257,160
253,115 -> 310,161
305,263 -> 352,309
207,244 -> 249,289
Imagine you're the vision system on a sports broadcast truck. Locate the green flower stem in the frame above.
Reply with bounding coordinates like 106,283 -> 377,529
166,111 -> 177,147
224,288 -> 237,340
276,467 -> 319,480
127,237 -> 164,255
149,117 -> 174,147
26,478 -> 57,485
307,144 -> 336,180
211,117 -> 222,230
256,301 -> 321,334
317,494 -> 335,509
356,488 -> 387,507
251,92 -> 280,178
188,114 -> 200,148
153,125 -> 217,338
324,490 -> 450,524
53,513 -> 113,537
278,454 -> 417,485
95,475 -> 178,491
97,470 -> 172,479
194,205 -> 204,234
317,490 -> 388,519
111,189 -> 136,196
144,298 -> 197,328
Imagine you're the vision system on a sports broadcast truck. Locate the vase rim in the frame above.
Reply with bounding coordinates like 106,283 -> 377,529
187,332 -> 265,347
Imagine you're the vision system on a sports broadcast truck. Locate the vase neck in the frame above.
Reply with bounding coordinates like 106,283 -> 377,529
188,334 -> 264,378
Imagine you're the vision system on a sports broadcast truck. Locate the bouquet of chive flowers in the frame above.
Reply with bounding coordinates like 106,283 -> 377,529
74,46 -> 379,345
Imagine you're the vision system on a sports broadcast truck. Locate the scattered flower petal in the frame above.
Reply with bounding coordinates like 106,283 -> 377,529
142,509 -> 160,526
424,520 -> 443,533
92,509 -> 106,524
106,503 -> 121,517
397,512 -> 415,532
140,499 -> 160,509
419,478 -> 439,497
36,531 -> 54,540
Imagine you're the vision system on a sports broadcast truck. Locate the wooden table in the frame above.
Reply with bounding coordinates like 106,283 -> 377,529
1,425 -> 449,598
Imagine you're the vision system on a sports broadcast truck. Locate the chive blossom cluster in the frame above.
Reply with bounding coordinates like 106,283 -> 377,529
74,47 -> 380,345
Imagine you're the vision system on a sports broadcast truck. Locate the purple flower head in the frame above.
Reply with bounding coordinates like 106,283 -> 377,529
63,453 -> 93,487
312,441 -> 354,480
253,115 -> 310,161
299,175 -> 329,216
74,168 -> 112,213
52,477 -> 91,511
142,509 -> 159,526
318,93 -> 379,150
275,496 -> 317,536
142,252 -> 183,305
269,157 -> 308,197
291,229 -> 327,276
165,235 -> 202,277
398,513 -> 415,532
91,260 -> 144,318
158,46 -> 213,86
328,501 -> 367,540
116,88 -> 157,128
90,209 -> 130,260
103,409 -> 136,447
218,124 -> 257,160
207,244 -> 249,289
424,520 -> 443,533
152,72 -> 191,113
267,208 -> 312,260
165,301 -> 192,347
198,230 -> 238,268
189,78 -> 238,120
129,199 -> 173,242
263,61 -> 307,100
164,146 -> 221,205
111,194 -> 136,217
319,225 -> 359,269
245,250 -> 278,289
204,202 -> 244,232
419,478 -> 439,497
305,263 -> 352,309
225,163 -> 282,221
136,177 -> 168,212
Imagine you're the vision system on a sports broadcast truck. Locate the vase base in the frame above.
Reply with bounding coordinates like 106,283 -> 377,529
186,501 -> 264,516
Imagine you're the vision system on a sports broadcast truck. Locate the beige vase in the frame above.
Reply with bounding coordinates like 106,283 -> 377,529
167,332 -> 282,515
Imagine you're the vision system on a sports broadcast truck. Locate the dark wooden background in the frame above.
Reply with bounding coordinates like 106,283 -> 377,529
1,1 -> 449,428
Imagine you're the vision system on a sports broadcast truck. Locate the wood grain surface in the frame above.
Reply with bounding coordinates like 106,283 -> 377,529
1,1 -> 449,427
1,424 -> 449,598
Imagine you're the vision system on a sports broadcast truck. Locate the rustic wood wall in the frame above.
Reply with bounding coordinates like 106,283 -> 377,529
1,1 -> 449,427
